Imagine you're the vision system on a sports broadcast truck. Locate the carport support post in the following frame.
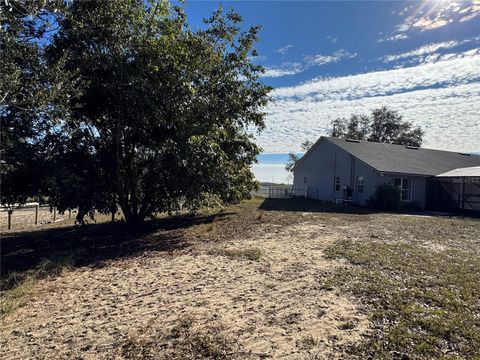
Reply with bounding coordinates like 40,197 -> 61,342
35,205 -> 39,225
461,178 -> 465,210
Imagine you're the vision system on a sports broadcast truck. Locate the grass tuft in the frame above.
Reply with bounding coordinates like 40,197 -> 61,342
121,316 -> 239,359
37,255 -> 75,278
296,335 -> 318,351
208,247 -> 263,261
0,277 -> 37,318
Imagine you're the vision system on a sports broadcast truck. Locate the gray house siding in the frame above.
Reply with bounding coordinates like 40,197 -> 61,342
293,139 -> 428,209
293,139 -> 352,202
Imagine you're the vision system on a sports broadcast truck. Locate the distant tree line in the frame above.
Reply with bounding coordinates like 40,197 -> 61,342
1,0 -> 271,224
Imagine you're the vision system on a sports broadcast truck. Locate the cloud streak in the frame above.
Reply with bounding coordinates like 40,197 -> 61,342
304,49 -> 357,66
379,1 -> 480,42
262,49 -> 357,78
276,45 -> 294,55
381,37 -> 480,63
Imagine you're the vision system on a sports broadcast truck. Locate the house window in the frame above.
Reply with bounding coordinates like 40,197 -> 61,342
356,176 -> 364,193
394,178 -> 412,201
335,176 -> 340,192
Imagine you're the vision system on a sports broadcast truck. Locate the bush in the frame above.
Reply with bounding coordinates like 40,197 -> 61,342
367,184 -> 400,210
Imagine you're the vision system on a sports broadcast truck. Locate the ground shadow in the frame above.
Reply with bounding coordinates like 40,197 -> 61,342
259,197 -> 374,215
1,212 -> 232,290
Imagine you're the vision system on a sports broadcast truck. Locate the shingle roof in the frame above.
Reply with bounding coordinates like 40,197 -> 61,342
324,137 -> 480,176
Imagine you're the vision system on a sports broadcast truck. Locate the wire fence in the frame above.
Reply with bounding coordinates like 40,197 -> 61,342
251,186 -> 306,199
0,204 -> 76,232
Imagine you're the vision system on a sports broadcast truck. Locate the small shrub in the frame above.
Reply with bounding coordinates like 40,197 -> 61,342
367,184 -> 400,210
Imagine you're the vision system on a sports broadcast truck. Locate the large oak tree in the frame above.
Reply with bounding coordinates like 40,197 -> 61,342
2,0 -> 271,223
47,0 -> 271,223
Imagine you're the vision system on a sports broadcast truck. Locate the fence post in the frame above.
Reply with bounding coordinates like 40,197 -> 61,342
69,209 -> 72,219
53,206 -> 57,221
35,205 -> 39,225
8,210 -> 12,230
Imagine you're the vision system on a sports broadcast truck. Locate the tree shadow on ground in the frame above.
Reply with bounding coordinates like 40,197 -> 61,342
1,212 -> 232,290
259,197 -> 374,215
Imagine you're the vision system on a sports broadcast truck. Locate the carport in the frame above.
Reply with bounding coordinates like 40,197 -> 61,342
427,166 -> 480,214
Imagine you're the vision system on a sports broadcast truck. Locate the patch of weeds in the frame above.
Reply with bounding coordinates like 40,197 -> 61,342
0,277 -> 37,318
282,312 -> 302,325
120,316 -> 240,359
323,239 -> 480,359
37,255 -> 75,278
296,335 -> 318,351
1,254 -> 75,319
209,247 -> 263,262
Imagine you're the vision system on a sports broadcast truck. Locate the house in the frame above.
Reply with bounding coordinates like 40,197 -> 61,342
292,137 -> 480,213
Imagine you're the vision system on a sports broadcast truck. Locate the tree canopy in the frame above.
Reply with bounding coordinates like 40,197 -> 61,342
331,106 -> 424,147
285,140 -> 313,172
1,0 -> 271,223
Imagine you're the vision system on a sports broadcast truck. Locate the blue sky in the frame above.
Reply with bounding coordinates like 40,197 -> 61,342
182,1 -> 480,182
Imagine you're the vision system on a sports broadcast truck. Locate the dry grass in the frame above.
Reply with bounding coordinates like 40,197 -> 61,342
208,247 -> 263,261
120,316 -> 241,359
0,277 -> 37,318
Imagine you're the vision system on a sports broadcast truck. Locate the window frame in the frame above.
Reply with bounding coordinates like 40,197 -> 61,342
334,176 -> 340,192
394,178 -> 412,201
356,176 -> 364,194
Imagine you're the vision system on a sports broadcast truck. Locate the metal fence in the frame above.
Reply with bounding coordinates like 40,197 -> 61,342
0,204 -> 75,231
251,186 -> 306,199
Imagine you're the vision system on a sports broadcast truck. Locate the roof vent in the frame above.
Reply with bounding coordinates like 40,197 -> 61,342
405,145 -> 419,150
346,139 -> 360,143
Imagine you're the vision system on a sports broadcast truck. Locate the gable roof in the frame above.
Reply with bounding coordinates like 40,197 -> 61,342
296,137 -> 480,177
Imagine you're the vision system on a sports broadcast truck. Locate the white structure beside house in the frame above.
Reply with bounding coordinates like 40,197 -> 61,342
292,137 -> 480,213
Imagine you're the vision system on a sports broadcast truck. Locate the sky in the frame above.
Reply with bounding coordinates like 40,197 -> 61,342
181,0 -> 480,183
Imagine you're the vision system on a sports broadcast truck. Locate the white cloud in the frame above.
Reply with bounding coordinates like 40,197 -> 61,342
255,54 -> 480,153
326,36 -> 338,43
380,1 -> 480,43
381,38 -> 480,63
397,0 -> 479,33
262,62 -> 303,78
304,49 -> 357,66
377,33 -> 409,43
276,45 -> 293,55
262,49 -> 357,78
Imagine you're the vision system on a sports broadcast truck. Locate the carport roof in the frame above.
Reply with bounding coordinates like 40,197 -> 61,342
317,137 -> 480,176
436,166 -> 480,177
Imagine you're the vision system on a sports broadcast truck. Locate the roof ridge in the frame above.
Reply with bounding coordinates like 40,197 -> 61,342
325,136 -> 479,156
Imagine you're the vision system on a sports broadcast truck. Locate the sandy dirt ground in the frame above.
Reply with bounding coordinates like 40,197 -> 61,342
0,211 -> 370,359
